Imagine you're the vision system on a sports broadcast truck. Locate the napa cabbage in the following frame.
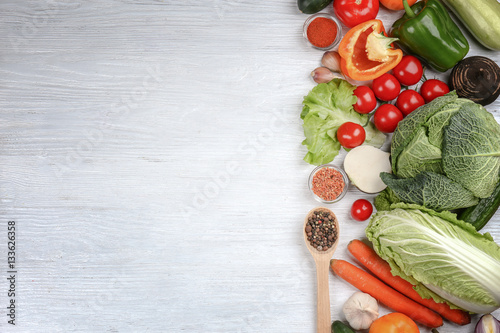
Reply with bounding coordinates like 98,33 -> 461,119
366,203 -> 500,314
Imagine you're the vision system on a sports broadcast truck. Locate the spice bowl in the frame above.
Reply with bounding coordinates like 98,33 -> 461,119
308,164 -> 349,204
303,13 -> 342,51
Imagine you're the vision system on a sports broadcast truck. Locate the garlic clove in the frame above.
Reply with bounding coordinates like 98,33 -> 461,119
342,291 -> 379,330
321,51 -> 342,72
311,67 -> 341,84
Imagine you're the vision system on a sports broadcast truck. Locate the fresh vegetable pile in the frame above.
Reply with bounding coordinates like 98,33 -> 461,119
296,0 -> 500,331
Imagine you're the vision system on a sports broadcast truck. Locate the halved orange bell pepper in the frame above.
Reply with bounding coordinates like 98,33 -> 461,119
339,20 -> 403,81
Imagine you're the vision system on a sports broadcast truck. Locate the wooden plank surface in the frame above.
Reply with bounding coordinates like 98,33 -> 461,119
0,0 -> 499,332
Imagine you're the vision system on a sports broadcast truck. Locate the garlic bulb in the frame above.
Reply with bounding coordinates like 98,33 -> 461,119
342,291 -> 379,330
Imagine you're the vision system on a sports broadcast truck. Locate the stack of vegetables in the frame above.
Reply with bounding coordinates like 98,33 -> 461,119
297,0 -> 500,331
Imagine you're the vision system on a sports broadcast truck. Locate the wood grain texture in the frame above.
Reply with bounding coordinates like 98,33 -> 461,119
0,0 -> 499,332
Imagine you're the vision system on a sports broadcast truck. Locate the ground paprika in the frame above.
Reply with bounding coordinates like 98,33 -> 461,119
306,17 -> 338,49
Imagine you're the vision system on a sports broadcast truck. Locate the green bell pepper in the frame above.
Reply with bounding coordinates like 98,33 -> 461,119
391,0 -> 469,72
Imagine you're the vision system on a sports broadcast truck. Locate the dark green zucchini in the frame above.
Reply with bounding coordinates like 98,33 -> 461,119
331,320 -> 356,333
298,0 -> 333,14
458,180 -> 500,231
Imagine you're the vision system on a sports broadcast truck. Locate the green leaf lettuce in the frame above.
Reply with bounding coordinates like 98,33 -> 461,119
301,79 -> 385,165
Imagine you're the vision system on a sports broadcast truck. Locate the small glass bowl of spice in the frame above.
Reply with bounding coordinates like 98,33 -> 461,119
303,13 -> 342,50
308,164 -> 349,204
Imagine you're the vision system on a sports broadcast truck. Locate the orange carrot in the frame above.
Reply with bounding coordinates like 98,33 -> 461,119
330,259 -> 443,328
347,239 -> 471,326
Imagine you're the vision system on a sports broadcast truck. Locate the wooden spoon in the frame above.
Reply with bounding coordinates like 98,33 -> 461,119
304,207 -> 340,333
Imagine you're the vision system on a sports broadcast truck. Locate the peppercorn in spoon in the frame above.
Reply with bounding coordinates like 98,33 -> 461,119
303,207 -> 340,333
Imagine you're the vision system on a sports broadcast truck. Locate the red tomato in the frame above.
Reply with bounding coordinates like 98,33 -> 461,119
337,122 -> 366,148
351,199 -> 373,221
392,55 -> 423,86
333,0 -> 379,28
396,89 -> 425,116
372,73 -> 401,101
353,86 -> 377,114
373,104 -> 403,133
420,79 -> 450,103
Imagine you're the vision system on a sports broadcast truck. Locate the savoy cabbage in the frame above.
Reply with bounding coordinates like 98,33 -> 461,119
378,92 -> 500,211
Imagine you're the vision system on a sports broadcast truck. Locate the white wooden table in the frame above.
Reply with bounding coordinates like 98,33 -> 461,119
0,1 -> 499,332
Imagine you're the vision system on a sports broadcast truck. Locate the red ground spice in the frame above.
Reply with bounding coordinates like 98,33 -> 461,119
307,17 -> 338,48
312,167 -> 345,201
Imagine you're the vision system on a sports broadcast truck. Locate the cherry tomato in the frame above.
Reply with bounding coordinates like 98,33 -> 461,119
351,199 -> 373,221
392,55 -> 423,86
353,86 -> 377,114
420,79 -> 450,103
333,0 -> 379,28
396,89 -> 425,116
369,313 -> 419,333
373,104 -> 403,133
337,122 -> 366,148
372,73 -> 401,101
